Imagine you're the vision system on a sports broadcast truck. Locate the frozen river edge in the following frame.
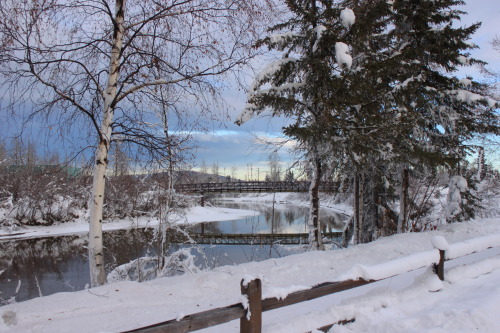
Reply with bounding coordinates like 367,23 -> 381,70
0,205 -> 260,241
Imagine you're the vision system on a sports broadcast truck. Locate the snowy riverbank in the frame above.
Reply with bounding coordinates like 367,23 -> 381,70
0,192 -> 347,241
217,192 -> 353,216
1,217 -> 499,332
0,206 -> 259,241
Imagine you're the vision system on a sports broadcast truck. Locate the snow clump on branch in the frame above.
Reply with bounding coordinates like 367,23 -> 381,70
248,57 -> 299,93
236,57 -> 300,125
340,8 -> 355,28
335,42 -> 352,69
446,89 -> 498,108
313,25 -> 327,52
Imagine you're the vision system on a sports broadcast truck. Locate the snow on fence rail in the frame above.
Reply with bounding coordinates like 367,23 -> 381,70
124,233 -> 500,333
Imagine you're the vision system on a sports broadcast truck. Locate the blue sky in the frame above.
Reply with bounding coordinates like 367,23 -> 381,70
1,1 -> 498,178
191,0 -> 500,178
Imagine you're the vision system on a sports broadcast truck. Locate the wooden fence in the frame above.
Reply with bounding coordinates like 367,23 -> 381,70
124,234 -> 500,333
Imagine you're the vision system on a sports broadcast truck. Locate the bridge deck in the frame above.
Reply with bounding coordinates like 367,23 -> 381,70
174,181 -> 342,193
177,232 -> 343,245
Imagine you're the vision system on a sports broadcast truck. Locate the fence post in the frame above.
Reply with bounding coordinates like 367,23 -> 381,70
240,279 -> 262,333
432,236 -> 448,281
437,249 -> 445,281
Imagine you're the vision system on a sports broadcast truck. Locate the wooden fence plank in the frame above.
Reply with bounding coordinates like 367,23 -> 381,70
312,318 -> 355,333
262,279 -> 375,312
123,303 -> 245,333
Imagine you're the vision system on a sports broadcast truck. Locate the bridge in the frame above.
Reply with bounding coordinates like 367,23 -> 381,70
174,232 -> 343,245
174,181 -> 342,194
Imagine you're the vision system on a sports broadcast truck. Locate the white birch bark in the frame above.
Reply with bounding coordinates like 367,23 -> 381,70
88,0 -> 126,287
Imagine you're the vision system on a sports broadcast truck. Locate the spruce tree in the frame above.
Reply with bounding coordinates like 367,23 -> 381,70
382,0 -> 498,224
237,0 -> 499,245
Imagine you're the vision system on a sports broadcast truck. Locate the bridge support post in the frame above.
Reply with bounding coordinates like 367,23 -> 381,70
200,192 -> 205,207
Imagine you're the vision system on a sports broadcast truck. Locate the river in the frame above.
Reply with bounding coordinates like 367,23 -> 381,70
0,202 -> 347,305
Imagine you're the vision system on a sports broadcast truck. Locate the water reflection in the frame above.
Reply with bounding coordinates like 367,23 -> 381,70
197,201 -> 347,234
0,236 -> 88,304
0,203 -> 347,304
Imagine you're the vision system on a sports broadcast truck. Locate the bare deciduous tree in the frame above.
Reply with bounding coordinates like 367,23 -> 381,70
0,0 -> 275,286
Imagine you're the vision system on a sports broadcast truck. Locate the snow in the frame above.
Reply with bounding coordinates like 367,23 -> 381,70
447,175 -> 467,219
459,78 -> 472,87
269,32 -> 301,46
0,206 -> 259,241
322,268 -> 500,333
236,57 -> 301,124
431,235 -> 450,251
259,82 -> 305,95
249,57 -> 299,93
393,74 -> 423,91
446,233 -> 500,259
457,55 -> 470,65
1,216 -> 500,332
445,256 -> 500,284
340,8 -> 355,28
241,274 -> 260,287
313,25 -> 327,52
263,285 -> 310,301
340,250 -> 439,281
447,89 -> 498,108
335,42 -> 352,69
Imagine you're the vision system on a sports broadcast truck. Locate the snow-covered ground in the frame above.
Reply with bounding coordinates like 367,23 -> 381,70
1,215 -> 499,333
0,206 -> 259,241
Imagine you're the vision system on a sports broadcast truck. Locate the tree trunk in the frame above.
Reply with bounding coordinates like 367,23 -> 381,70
397,168 -> 409,233
353,174 -> 359,245
308,151 -> 324,250
88,0 -> 126,287
358,173 -> 364,243
476,146 -> 485,181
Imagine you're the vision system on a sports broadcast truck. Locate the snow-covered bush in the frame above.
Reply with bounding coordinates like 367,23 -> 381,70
107,248 -> 201,283
474,175 -> 500,218
103,174 -> 195,219
446,174 -> 480,223
0,169 -> 90,227
0,166 -> 197,227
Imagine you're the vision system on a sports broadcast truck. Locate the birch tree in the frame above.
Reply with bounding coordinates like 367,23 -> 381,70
0,0 -> 274,286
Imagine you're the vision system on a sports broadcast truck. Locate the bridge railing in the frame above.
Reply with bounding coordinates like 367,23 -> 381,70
174,181 -> 342,193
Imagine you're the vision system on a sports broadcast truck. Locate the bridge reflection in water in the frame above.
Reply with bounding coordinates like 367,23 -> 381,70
177,232 -> 343,245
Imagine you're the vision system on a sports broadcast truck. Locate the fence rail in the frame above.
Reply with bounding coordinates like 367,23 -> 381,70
124,234 -> 500,333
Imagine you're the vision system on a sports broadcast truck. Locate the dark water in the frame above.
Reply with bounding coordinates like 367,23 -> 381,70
0,203 -> 346,305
